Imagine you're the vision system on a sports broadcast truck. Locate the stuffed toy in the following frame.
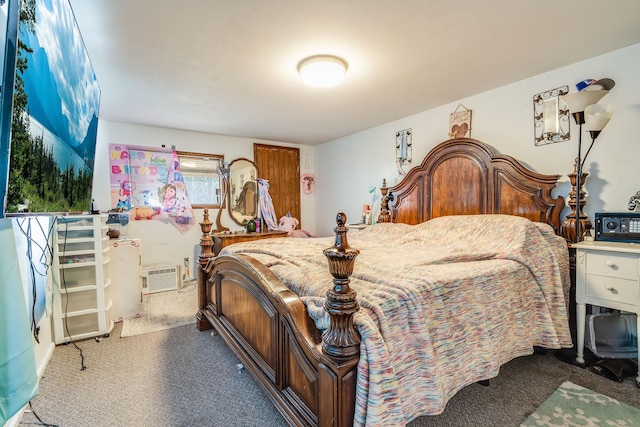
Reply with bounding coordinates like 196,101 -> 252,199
132,206 -> 158,220
277,212 -> 314,238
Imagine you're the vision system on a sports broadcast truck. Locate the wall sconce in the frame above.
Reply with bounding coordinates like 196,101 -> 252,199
395,129 -> 412,176
559,78 -> 615,243
395,128 -> 412,177
533,85 -> 570,145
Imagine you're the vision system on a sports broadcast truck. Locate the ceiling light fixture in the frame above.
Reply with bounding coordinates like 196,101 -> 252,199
298,55 -> 347,88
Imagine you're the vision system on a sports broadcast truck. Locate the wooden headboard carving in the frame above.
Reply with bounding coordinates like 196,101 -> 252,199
380,138 -> 565,233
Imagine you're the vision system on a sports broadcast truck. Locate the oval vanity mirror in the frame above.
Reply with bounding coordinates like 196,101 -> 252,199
228,158 -> 258,226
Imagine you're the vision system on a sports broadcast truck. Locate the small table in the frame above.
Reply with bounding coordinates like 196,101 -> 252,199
573,240 -> 640,386
212,230 -> 288,256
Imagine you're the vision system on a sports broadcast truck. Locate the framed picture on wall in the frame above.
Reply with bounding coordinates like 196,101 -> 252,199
448,104 -> 472,139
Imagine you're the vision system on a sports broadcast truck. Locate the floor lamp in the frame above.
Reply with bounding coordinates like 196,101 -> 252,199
555,80 -> 615,366
559,79 -> 614,243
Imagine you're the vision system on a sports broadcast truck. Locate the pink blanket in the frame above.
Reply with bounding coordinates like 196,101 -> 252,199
220,214 -> 572,426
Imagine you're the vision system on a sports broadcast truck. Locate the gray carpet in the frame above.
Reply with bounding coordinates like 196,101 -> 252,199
20,322 -> 287,427
120,286 -> 197,337
408,350 -> 640,426
19,323 -> 640,426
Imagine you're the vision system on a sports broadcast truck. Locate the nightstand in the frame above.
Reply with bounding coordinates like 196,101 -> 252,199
347,223 -> 372,233
573,241 -> 640,385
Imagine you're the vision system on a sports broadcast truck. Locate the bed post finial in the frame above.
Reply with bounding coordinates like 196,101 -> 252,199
378,179 -> 393,223
199,208 -> 214,268
322,212 -> 361,358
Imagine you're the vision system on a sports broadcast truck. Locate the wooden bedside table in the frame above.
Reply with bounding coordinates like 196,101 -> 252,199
212,230 -> 288,256
573,240 -> 640,385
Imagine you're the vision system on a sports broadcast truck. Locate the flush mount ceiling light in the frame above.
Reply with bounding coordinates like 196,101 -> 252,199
298,55 -> 347,88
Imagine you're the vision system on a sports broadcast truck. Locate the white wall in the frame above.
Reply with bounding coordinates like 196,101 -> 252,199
4,218 -> 55,427
91,121 -> 315,276
93,43 -> 640,246
313,43 -> 640,236
11,216 -> 55,378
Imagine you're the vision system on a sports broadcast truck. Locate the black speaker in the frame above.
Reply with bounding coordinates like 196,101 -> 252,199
594,212 -> 640,243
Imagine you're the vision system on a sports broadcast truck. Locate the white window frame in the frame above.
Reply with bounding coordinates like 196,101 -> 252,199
176,151 -> 224,209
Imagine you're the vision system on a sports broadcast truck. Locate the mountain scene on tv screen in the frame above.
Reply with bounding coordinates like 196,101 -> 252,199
7,0 -> 100,214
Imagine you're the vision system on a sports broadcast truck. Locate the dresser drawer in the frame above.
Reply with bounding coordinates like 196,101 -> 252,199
584,274 -> 639,304
585,251 -> 638,279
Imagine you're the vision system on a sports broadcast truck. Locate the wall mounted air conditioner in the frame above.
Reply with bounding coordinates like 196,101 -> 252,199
141,265 -> 179,294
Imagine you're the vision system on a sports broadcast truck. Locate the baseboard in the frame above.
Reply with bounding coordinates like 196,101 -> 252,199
4,411 -> 21,427
36,340 -> 55,377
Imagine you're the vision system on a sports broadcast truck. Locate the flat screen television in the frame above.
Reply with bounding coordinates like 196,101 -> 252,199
4,0 -> 100,215
0,0 -> 19,218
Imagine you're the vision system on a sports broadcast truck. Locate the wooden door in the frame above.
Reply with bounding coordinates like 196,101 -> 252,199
254,144 -> 300,228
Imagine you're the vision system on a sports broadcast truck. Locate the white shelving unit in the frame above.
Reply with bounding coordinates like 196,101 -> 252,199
52,214 -> 113,344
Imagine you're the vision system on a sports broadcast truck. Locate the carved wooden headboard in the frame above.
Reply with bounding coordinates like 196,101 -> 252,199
379,138 -> 565,234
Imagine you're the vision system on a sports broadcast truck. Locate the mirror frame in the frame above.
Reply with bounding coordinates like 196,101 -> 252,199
228,158 -> 258,226
533,85 -> 570,146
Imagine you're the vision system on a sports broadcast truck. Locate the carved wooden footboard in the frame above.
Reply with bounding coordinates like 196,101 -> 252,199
196,211 -> 361,426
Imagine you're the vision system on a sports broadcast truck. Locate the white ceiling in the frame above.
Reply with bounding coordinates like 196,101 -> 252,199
68,0 -> 640,146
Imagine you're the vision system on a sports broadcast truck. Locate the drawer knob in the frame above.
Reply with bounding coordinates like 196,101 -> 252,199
606,261 -> 615,268
606,285 -> 615,292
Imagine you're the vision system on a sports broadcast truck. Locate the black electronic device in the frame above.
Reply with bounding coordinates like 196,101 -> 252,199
594,212 -> 640,243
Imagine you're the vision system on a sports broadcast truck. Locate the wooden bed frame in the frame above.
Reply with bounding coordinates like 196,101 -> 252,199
195,138 -> 566,426
377,138 -> 564,230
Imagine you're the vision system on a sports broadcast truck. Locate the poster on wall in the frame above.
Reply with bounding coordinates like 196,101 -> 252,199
109,144 -> 194,233
7,0 -> 100,214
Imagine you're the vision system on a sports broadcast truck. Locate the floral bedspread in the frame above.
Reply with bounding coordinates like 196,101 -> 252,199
219,214 -> 572,426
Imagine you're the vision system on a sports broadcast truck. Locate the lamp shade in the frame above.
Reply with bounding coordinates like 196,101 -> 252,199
560,89 -> 610,115
585,103 -> 614,131
298,56 -> 347,87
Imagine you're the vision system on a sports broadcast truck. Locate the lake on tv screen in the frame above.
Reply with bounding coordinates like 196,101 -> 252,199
29,115 -> 92,175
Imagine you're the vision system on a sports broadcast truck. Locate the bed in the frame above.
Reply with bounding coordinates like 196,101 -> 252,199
195,137 -> 572,427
